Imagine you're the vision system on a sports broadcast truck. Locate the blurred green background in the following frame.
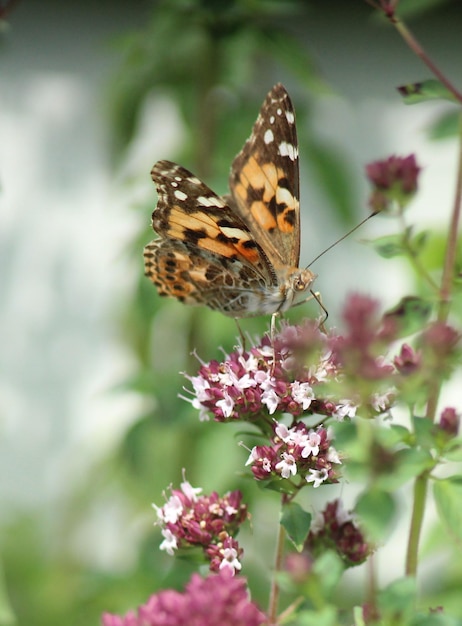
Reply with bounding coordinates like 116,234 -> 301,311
1,0 -> 462,623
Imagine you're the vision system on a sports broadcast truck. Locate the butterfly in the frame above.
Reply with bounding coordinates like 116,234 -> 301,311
144,83 -> 316,320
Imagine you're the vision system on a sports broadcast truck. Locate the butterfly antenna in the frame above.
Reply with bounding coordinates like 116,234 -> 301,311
306,212 -> 377,268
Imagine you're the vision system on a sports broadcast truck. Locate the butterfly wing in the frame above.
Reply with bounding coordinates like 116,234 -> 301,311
144,160 -> 280,315
145,238 -> 275,317
229,83 -> 300,269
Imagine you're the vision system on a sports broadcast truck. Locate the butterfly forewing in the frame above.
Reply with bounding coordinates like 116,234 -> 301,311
229,84 -> 300,269
149,160 -> 275,281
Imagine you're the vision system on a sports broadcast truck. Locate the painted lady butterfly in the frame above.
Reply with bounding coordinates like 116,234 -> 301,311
144,84 -> 316,319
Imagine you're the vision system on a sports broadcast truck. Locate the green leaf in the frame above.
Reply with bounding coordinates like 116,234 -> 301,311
427,110 -> 460,141
385,424 -> 413,446
412,415 -> 437,448
280,502 -> 312,550
383,296 -> 433,337
412,611 -> 462,626
442,438 -> 462,462
398,79 -> 459,105
355,489 -> 396,542
312,550 -> 344,593
366,233 -> 405,258
433,477 -> 462,544
381,448 -> 434,489
377,577 -> 417,616
293,606 -> 338,626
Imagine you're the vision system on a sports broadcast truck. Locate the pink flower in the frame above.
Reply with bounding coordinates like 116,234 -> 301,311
439,407 -> 460,437
102,570 -> 267,626
365,154 -> 420,211
153,480 -> 247,573
305,500 -> 373,566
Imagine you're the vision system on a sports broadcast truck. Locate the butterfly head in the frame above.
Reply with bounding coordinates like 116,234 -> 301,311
278,267 -> 317,313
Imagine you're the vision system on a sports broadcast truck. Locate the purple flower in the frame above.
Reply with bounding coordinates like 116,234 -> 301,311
365,153 -> 420,211
305,499 -> 373,566
153,479 -> 247,574
102,570 -> 267,626
246,419 -> 342,487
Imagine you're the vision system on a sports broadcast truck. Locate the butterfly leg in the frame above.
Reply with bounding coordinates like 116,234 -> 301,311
290,290 -> 329,333
234,319 -> 247,350
310,290 -> 329,333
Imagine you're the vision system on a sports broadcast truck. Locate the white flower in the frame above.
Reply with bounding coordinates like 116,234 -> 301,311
216,392 -> 235,417
159,528 -> 177,555
291,381 -> 315,410
306,468 -> 328,488
310,511 -> 325,533
219,547 -> 242,575
162,494 -> 183,523
334,400 -> 357,420
180,480 -> 202,502
261,389 -> 280,414
275,422 -> 308,447
327,446 -> 341,465
238,353 -> 259,372
335,500 -> 352,526
301,430 -> 321,458
371,388 -> 395,412
245,446 -> 259,466
190,375 -> 211,401
275,452 -> 297,479
254,369 -> 274,389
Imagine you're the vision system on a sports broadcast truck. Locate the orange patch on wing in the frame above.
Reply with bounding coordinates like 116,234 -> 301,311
167,206 -> 220,233
235,241 -> 261,264
197,237 -> 240,259
250,200 -> 277,231
276,207 -> 296,233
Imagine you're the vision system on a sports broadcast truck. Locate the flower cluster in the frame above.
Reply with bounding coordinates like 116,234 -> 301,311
153,479 -> 247,574
246,420 -> 342,488
184,321 -> 359,424
365,153 -> 420,212
102,570 -> 267,626
305,499 -> 373,567
184,298 -> 400,425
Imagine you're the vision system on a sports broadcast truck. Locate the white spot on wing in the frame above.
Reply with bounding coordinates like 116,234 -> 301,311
174,189 -> 188,201
278,141 -> 297,161
277,108 -> 282,115
220,226 -> 251,241
197,195 -> 224,208
264,129 -> 274,144
276,187 -> 296,207
269,115 -> 275,124
285,111 -> 295,124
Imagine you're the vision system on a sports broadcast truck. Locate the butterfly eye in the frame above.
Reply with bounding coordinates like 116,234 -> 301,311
294,276 -> 306,291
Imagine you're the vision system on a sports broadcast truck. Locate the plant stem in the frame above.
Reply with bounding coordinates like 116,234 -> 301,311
389,16 -> 462,105
405,473 -> 429,576
437,112 -> 462,324
268,503 -> 287,624
380,5 -> 462,579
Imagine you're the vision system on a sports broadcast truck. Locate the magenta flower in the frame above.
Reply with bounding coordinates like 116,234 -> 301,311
183,320 -> 362,424
245,419 -> 342,488
438,407 -> 460,437
102,570 -> 267,626
153,479 -> 247,574
365,154 -> 420,211
305,499 -> 372,566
